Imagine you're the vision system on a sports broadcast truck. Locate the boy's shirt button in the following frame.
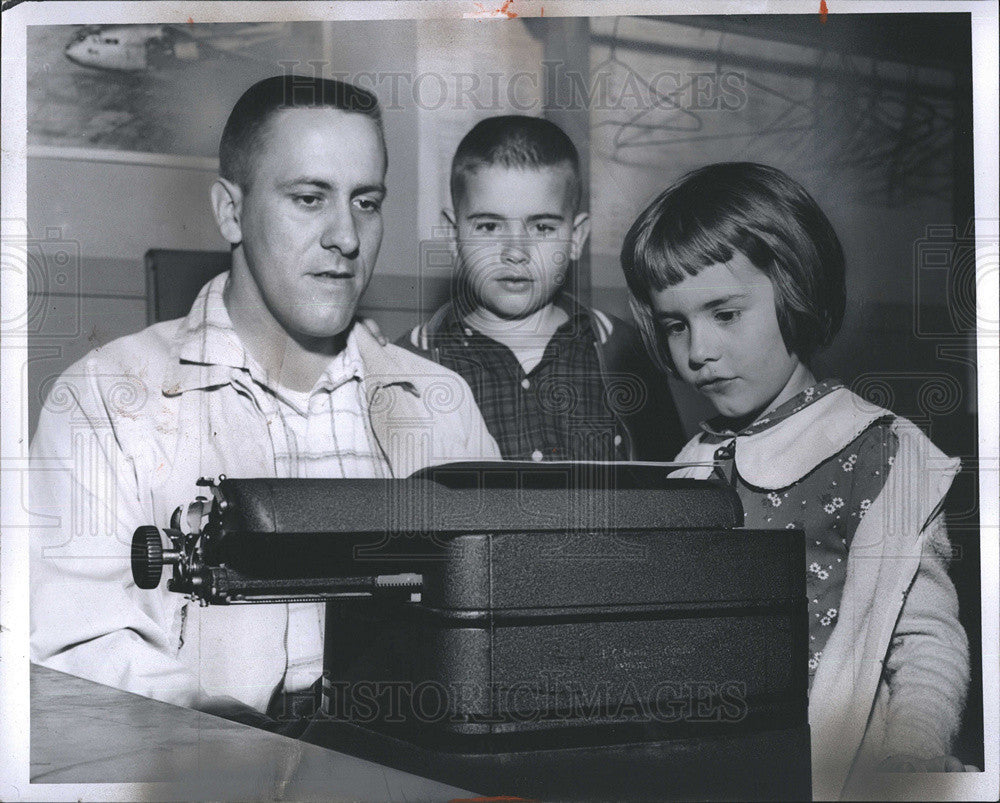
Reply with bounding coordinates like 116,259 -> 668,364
614,434 -> 622,446
531,449 -> 544,462
521,378 -> 531,390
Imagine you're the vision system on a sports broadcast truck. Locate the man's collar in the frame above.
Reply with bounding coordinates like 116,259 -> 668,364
162,272 -> 365,398
163,272 -> 252,396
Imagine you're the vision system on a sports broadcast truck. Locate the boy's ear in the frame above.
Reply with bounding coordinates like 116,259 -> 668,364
211,177 -> 244,246
569,212 -> 591,261
441,207 -> 458,258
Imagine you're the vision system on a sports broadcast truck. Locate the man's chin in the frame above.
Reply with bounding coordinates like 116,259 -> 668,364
290,317 -> 356,347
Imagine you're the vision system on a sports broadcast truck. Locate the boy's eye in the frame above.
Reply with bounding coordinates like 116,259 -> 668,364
532,223 -> 557,236
473,222 -> 500,234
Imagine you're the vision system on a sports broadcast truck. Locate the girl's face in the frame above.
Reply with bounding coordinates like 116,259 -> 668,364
650,253 -> 814,424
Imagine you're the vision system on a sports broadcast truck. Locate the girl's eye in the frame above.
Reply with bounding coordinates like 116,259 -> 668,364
661,320 -> 686,337
715,309 -> 742,324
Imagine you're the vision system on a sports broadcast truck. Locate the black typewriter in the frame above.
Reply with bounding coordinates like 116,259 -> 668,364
132,462 -> 811,800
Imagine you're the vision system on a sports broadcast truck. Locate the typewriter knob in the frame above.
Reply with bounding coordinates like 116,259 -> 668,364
131,526 -> 164,589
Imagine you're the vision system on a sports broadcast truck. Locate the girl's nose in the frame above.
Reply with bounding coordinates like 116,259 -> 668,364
687,321 -> 720,366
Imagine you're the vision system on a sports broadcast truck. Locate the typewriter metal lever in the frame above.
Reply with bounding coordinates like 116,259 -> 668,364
130,476 -> 423,606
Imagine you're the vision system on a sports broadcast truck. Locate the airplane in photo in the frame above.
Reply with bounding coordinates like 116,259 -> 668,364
63,23 -> 287,72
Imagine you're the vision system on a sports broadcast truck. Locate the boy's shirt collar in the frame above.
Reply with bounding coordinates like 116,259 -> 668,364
432,294 -> 596,343
700,378 -> 845,439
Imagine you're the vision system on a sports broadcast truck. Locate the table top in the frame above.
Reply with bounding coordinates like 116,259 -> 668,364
30,664 -> 477,801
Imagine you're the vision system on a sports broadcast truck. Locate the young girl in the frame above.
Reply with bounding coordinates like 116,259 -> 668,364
620,163 -> 971,797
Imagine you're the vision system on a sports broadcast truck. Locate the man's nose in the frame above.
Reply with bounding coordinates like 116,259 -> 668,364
319,205 -> 360,257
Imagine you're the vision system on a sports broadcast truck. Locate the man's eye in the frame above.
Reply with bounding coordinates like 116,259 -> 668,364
715,309 -> 742,324
356,197 -> 382,213
293,195 -> 323,208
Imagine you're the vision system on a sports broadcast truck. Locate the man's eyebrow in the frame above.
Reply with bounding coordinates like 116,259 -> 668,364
277,178 -> 333,191
276,179 -> 386,195
352,183 -> 387,196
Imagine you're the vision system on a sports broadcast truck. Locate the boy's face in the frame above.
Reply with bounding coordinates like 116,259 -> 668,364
447,165 -> 590,320
216,107 -> 386,342
649,254 -> 811,422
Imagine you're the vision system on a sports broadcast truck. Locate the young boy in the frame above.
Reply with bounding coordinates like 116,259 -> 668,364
399,115 -> 685,462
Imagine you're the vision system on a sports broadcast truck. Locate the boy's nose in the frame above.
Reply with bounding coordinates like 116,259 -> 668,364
500,240 -> 530,265
320,206 -> 360,257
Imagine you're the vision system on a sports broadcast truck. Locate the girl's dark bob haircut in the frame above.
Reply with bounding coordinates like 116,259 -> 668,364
620,162 -> 846,375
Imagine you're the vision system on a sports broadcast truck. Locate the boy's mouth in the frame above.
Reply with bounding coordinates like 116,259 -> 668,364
496,276 -> 534,292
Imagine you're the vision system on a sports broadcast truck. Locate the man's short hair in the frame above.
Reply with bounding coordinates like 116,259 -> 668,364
620,162 -> 846,374
450,115 -> 582,210
219,74 -> 384,189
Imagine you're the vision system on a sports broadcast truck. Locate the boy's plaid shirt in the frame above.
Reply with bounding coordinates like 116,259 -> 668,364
418,307 -> 632,462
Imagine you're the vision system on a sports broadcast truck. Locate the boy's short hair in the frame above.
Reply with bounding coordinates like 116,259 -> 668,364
620,162 -> 846,374
450,115 -> 582,210
220,74 -> 384,190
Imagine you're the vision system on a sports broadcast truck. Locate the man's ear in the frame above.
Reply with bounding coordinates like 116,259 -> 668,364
441,208 -> 458,258
211,177 -> 244,246
569,212 -> 591,261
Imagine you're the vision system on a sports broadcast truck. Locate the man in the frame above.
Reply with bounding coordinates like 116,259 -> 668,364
29,76 -> 500,724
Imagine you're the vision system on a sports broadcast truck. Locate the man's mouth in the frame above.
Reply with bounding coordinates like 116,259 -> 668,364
309,269 -> 355,282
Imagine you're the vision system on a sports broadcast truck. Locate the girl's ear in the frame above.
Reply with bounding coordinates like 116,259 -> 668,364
570,212 -> 591,261
441,207 -> 458,259
211,178 -> 244,246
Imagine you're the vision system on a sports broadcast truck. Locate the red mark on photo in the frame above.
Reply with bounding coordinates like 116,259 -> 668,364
819,1 -> 829,24
470,0 -> 519,18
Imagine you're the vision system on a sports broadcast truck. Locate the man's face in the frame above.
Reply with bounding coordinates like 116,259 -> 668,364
450,165 -> 589,321
226,108 -> 386,342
